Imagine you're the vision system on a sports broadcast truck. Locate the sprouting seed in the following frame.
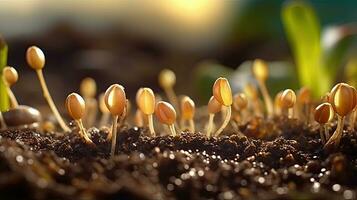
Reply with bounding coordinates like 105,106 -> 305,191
325,83 -> 357,151
252,59 -> 274,117
80,77 -> 98,127
2,66 -> 19,107
206,96 -> 221,138
212,77 -> 232,137
136,87 -> 156,136
98,93 -> 110,127
104,84 -> 126,158
180,96 -> 195,132
26,46 -> 70,132
158,69 -> 178,109
314,103 -> 334,144
280,89 -> 296,118
66,93 -> 93,145
155,101 -> 177,136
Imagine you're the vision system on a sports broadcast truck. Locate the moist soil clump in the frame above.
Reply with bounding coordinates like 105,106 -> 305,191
0,118 -> 357,199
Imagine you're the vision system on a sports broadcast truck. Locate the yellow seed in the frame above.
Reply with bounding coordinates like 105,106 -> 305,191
280,89 -> 296,108
252,59 -> 268,82
314,103 -> 334,124
181,96 -> 195,120
158,69 -> 176,89
3,66 -> 18,86
104,84 -> 126,116
155,101 -> 176,125
26,46 -> 45,70
136,87 -> 155,115
80,77 -> 96,98
208,96 -> 222,114
298,87 -> 311,104
233,93 -> 248,110
330,83 -> 357,116
66,93 -> 86,120
212,77 -> 232,106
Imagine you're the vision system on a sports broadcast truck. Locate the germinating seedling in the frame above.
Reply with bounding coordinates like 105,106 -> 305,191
206,96 -> 222,138
80,77 -> 98,127
325,83 -> 357,150
66,93 -> 94,145
159,69 -> 178,109
2,66 -> 19,108
180,96 -> 195,132
104,84 -> 126,158
136,87 -> 156,136
26,46 -> 70,132
314,103 -> 334,144
212,77 -> 233,137
155,101 -> 177,136
280,89 -> 296,119
252,59 -> 274,118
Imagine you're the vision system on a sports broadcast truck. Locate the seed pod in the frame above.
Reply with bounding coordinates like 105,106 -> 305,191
212,77 -> 232,106
280,89 -> 296,108
159,69 -> 176,89
314,103 -> 334,124
155,101 -> 176,125
66,93 -> 85,120
330,83 -> 357,116
26,46 -> 45,70
3,66 -> 18,86
252,59 -> 268,82
80,77 -> 96,98
298,87 -> 311,104
233,93 -> 248,110
181,96 -> 195,120
104,84 -> 126,116
136,88 -> 155,115
208,96 -> 221,114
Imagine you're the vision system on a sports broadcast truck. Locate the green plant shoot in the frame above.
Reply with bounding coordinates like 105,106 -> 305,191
282,1 -> 331,98
0,36 -> 9,111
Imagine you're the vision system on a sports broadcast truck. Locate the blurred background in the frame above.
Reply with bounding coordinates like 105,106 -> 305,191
0,0 -> 357,109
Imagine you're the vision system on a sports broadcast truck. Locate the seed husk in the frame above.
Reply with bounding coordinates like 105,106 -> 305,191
212,77 -> 232,107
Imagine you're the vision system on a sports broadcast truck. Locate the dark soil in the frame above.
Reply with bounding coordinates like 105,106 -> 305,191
0,117 -> 357,200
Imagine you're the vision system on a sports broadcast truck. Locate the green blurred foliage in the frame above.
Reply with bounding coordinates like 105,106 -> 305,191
0,36 -> 9,111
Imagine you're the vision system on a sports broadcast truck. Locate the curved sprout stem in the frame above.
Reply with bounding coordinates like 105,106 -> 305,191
36,70 -> 70,132
75,119 -> 93,145
189,119 -> 195,133
319,126 -> 325,144
148,114 -> 156,137
325,116 -> 345,150
257,80 -> 274,118
169,124 -> 176,136
215,106 -> 232,137
206,113 -> 215,138
6,87 -> 18,108
110,115 -> 119,158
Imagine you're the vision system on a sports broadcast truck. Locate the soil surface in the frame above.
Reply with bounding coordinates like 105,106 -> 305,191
0,117 -> 357,200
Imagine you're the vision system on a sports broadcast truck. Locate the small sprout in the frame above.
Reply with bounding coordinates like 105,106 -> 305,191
155,101 -> 177,136
297,87 -> 311,121
233,93 -> 248,125
104,84 -> 126,157
252,59 -> 274,117
325,83 -> 357,150
280,89 -> 296,118
2,66 -> 19,107
66,93 -> 93,145
212,77 -> 232,137
158,69 -> 178,109
314,103 -> 334,144
80,77 -> 98,127
206,96 -> 221,138
136,87 -> 156,136
26,46 -> 70,132
98,93 -> 110,127
180,96 -> 195,132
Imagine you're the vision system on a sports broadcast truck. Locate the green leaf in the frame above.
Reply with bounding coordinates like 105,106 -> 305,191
282,1 -> 331,98
0,36 -> 9,111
